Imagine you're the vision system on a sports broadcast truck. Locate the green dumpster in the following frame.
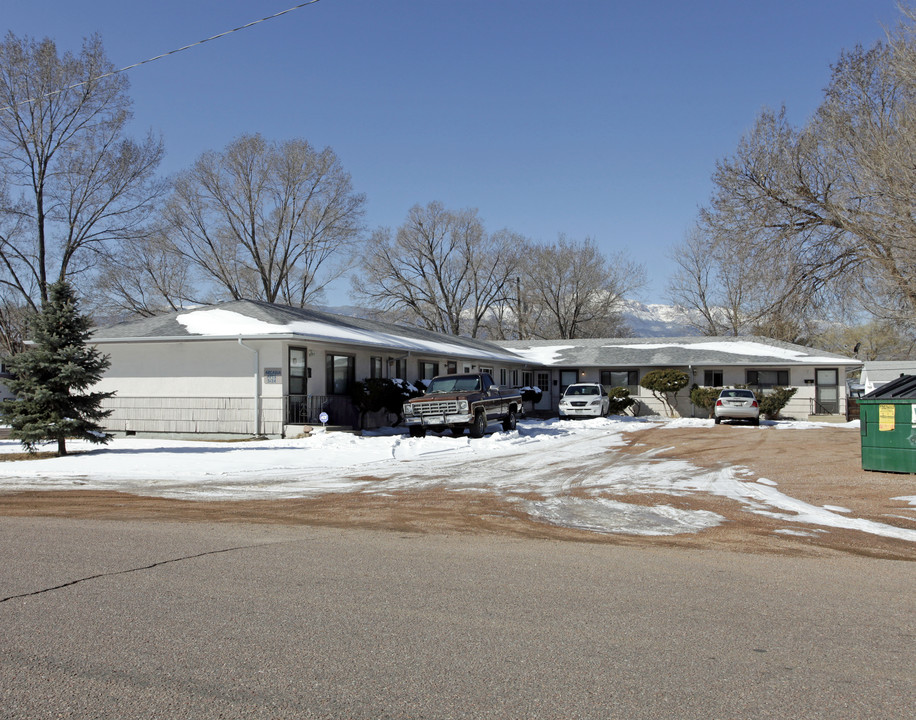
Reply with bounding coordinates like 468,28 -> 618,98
859,375 -> 916,473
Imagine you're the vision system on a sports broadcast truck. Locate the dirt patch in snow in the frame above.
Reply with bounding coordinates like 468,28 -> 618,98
0,424 -> 913,559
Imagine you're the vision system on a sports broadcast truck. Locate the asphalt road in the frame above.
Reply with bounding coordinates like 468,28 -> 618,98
1,517 -> 913,719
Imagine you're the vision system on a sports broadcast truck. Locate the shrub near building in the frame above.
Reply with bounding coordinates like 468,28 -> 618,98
690,385 -> 721,417
755,387 -> 797,420
639,369 -> 690,417
690,384 -> 798,421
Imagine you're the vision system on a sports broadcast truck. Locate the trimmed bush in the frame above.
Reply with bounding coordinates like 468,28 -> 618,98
690,385 -> 722,417
640,369 -> 690,417
755,386 -> 797,420
351,377 -> 421,428
606,386 -> 636,415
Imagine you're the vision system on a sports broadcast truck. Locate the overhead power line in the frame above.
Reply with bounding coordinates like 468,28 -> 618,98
2,0 -> 323,110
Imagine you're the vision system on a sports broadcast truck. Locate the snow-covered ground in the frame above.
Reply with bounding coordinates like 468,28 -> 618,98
1,417 -> 914,542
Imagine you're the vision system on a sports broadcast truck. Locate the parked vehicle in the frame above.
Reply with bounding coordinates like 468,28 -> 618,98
558,383 -> 610,418
403,373 -> 522,438
714,389 -> 760,425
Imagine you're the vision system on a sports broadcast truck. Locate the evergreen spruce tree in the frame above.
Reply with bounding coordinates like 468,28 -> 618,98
1,282 -> 114,456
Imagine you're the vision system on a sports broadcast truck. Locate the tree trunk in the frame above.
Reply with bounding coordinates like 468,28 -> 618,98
57,437 -> 67,456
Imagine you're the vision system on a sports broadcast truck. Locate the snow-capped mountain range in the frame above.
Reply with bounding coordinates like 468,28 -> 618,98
322,301 -> 699,339
619,300 -> 698,337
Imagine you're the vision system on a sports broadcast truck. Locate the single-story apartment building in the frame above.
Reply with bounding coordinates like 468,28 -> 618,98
91,300 -> 533,438
88,301 -> 863,436
499,336 -> 862,420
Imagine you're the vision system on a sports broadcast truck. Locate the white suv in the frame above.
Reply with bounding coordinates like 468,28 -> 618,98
558,383 -> 610,418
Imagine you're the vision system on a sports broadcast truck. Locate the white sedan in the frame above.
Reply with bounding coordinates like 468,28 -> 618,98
714,388 -> 760,425
558,383 -> 610,418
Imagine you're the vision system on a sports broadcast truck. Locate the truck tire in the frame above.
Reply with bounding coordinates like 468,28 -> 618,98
469,410 -> 487,438
502,409 -> 517,432
409,425 -> 426,438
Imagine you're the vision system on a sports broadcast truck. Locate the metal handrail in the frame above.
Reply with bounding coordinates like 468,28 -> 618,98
809,397 -> 841,416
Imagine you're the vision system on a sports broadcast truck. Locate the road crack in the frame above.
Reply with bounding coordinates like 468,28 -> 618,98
0,542 -> 282,604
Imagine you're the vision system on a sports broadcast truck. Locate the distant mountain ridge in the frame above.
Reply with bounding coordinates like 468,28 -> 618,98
619,300 -> 699,338
319,300 -> 700,339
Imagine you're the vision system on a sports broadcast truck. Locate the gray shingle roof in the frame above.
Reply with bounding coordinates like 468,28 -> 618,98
93,303 -> 860,370
92,300 -> 526,364
499,336 -> 860,368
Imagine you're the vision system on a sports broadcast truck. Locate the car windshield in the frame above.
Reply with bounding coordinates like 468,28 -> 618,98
720,389 -> 755,399
425,376 -> 481,393
565,385 -> 599,396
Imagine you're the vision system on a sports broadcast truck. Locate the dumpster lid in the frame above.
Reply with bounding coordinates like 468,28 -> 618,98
862,374 -> 916,399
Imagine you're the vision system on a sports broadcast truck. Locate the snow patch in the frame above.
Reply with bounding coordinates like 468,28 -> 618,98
0,417 -> 911,542
521,497 -> 724,536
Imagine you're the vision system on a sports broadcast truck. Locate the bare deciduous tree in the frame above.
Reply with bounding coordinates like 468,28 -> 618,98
677,7 -> 916,338
519,235 -> 644,339
812,319 -> 916,361
667,226 -> 727,336
353,202 -> 523,337
94,229 -> 200,318
668,222 -> 830,343
161,133 -> 365,307
0,33 -> 164,318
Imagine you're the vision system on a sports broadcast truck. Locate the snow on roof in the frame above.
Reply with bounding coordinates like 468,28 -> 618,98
501,336 -> 858,368
175,308 -> 520,361
507,345 -> 577,365
177,308 -> 287,336
600,340 -> 849,364
94,301 -> 526,364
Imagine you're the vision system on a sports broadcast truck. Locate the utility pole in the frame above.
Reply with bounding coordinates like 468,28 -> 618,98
516,276 -> 526,340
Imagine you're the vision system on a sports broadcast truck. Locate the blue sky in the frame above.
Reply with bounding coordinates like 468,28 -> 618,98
2,1 -> 903,305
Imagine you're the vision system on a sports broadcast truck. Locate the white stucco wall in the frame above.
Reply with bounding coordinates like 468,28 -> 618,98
95,339 -> 285,436
551,364 -> 853,419
93,337 -> 533,436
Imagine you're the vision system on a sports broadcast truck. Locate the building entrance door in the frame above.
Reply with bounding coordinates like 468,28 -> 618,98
815,368 -> 839,415
288,347 -> 308,423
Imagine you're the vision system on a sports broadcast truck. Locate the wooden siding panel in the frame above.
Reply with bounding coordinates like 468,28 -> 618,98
102,397 -> 259,435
